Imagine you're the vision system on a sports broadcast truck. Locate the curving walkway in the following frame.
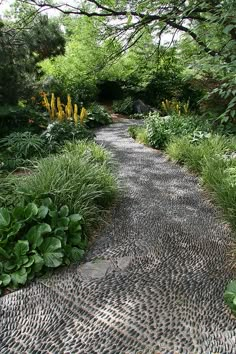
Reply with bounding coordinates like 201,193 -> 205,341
1,121 -> 236,353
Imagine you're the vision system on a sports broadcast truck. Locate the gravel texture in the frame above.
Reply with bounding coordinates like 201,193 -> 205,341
0,121 -> 236,354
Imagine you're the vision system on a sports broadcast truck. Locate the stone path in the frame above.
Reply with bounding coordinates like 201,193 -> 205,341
1,121 -> 236,353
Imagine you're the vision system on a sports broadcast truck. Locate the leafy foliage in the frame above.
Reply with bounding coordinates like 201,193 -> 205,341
128,126 -> 148,145
0,106 -> 48,138
112,97 -> 134,115
0,198 -> 85,294
41,121 -> 94,152
86,104 -> 112,128
14,141 -> 118,231
0,13 -> 65,105
167,134 -> 236,228
145,113 -> 205,149
0,132 -> 45,159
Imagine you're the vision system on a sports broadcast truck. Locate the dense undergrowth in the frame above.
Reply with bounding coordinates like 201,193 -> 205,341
0,99 -> 116,295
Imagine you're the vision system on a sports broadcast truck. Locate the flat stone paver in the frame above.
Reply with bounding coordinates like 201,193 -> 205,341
0,121 -> 236,353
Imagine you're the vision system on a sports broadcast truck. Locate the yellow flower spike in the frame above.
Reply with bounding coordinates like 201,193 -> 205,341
50,93 -> 56,120
43,93 -> 51,117
67,94 -> 73,118
74,104 -> 78,126
80,107 -> 87,125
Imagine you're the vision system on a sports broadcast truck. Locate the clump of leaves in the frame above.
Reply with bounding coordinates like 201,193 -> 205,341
224,280 -> 236,316
0,198 -> 86,294
41,121 -> 94,153
112,97 -> 133,115
0,131 -> 45,159
86,104 -> 112,128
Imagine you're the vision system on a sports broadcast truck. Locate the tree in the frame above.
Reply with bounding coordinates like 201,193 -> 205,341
17,0 -> 236,120
23,0 -> 235,61
0,9 -> 65,104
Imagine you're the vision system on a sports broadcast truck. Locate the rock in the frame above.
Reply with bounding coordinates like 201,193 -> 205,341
133,99 -> 152,114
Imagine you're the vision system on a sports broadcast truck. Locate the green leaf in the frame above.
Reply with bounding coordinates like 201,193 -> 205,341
39,237 -> 63,268
14,240 -> 29,257
37,206 -> 49,219
0,274 -> 11,286
4,260 -> 16,272
70,247 -> 84,262
24,256 -> 35,268
59,205 -> 69,217
68,232 -> 82,246
26,223 -> 51,249
6,222 -> 22,241
57,217 -> 69,229
0,247 -> 10,260
11,267 -> 27,286
0,208 -> 10,227
225,280 -> 236,294
24,203 -> 38,220
12,206 -> 25,220
69,214 -> 83,223
41,197 -> 53,207
31,254 -> 44,273
223,24 -> 235,34
18,256 -> 29,267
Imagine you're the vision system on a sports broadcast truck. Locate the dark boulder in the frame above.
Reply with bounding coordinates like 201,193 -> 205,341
133,99 -> 153,114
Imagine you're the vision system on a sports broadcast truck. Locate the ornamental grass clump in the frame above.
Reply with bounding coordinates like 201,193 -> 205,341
14,142 -> 118,232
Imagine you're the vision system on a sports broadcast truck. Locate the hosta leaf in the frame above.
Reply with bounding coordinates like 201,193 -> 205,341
0,274 -> 11,286
37,206 -> 49,219
14,240 -> 29,257
4,260 -> 16,272
11,267 -> 27,285
59,205 -> 69,217
39,237 -> 63,268
0,247 -> 10,260
24,203 -> 38,220
68,232 -> 82,246
57,217 -> 69,229
17,256 -> 29,267
224,280 -> 236,314
12,206 -> 25,220
26,223 -> 51,249
70,247 -> 84,262
225,280 -> 236,294
24,256 -> 34,268
7,222 -> 22,240
41,197 -> 53,207
0,208 -> 10,227
31,254 -> 44,273
69,214 -> 83,224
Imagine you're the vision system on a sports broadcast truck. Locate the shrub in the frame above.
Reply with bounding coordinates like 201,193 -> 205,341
112,97 -> 133,115
145,113 -> 208,149
128,126 -> 148,145
202,155 -> 236,229
0,132 -> 45,159
86,104 -> 112,128
167,134 -> 234,174
0,106 -> 48,138
167,134 -> 236,227
0,198 -> 86,294
41,121 -> 94,152
14,142 -> 118,231
0,131 -> 46,171
0,173 -> 20,209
